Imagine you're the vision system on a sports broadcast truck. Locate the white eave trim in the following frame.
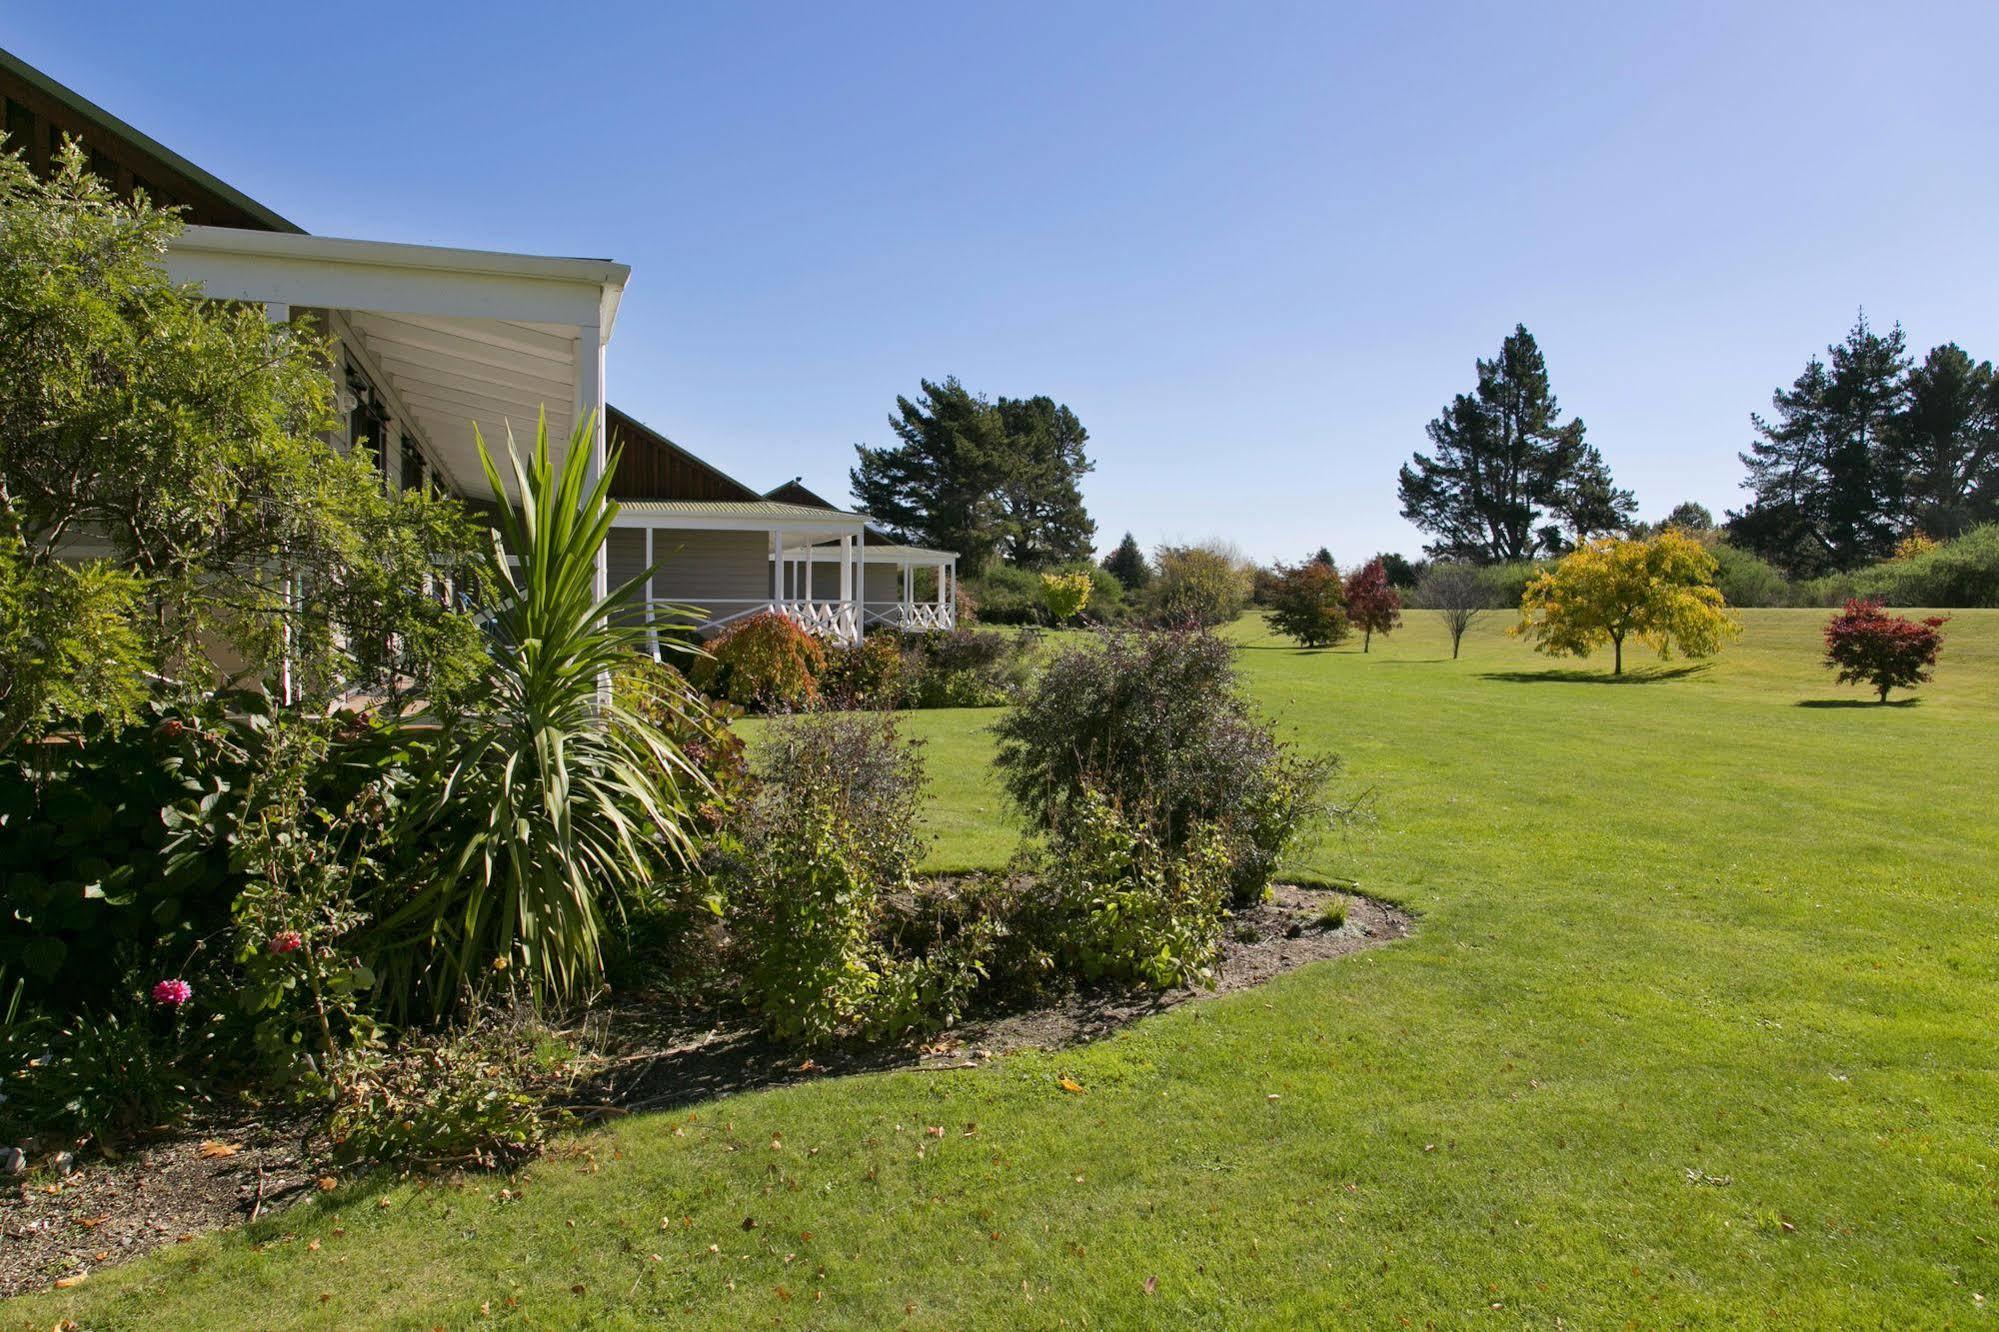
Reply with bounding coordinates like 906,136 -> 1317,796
166,226 -> 630,339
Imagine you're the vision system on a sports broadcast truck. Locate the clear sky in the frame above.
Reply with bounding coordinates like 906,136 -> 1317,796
8,2 -> 1997,564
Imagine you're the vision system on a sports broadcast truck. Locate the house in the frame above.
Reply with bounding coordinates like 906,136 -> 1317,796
0,47 -> 954,651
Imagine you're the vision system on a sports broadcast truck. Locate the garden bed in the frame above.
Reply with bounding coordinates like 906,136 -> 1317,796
1,882 -> 1409,1297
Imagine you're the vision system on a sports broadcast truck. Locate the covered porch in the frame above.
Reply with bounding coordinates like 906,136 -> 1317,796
609,500 -> 876,648
161,225 -> 631,601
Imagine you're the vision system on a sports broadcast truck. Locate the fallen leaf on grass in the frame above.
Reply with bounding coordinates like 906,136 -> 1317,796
197,1140 -> 240,1159
1059,1077 -> 1085,1094
76,1214 -> 110,1230
1143,1275 -> 1159,1295
52,1274 -> 87,1289
317,1176 -> 338,1192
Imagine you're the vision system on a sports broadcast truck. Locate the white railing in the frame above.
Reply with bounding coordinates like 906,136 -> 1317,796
862,602 -> 956,632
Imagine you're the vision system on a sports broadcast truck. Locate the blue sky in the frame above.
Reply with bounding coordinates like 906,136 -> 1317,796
9,2 -> 1997,564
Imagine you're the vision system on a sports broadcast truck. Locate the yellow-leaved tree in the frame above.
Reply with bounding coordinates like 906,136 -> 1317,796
1513,529 -> 1739,675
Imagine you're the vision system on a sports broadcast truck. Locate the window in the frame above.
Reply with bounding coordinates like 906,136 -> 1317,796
3,99 -> 32,156
345,366 -> 390,478
401,439 -> 426,494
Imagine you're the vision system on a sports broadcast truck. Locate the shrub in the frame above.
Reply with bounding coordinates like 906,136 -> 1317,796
1033,783 -> 1231,989
961,565 -> 1044,625
1150,544 -> 1254,628
1848,524 -> 1999,607
327,1013 -> 579,1169
1822,599 -> 1948,701
718,713 -> 985,1042
991,627 -> 1336,905
1040,570 -> 1094,623
0,526 -> 150,753
612,656 -> 748,814
818,633 -> 906,710
693,611 -> 826,710
1709,542 -> 1791,608
903,628 -> 1035,708
0,691 -> 407,1016
0,1001 -> 210,1143
1264,561 -> 1350,647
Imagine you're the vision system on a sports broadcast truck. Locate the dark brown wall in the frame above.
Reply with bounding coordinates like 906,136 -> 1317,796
607,408 -> 763,502
1,61 -> 288,231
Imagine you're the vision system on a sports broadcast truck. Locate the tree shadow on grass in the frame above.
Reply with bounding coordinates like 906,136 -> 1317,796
1479,663 -> 1712,685
1796,697 -> 1922,709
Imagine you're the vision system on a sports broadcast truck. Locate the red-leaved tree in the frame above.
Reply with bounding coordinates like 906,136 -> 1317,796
1343,558 -> 1403,653
1822,599 -> 1948,702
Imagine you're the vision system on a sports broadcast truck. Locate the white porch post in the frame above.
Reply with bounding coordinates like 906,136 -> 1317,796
771,529 -> 783,605
644,526 -> 658,661
853,526 -> 864,642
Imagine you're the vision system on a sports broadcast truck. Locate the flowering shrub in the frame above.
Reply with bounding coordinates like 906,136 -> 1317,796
1822,599 -> 1949,701
692,612 -> 826,710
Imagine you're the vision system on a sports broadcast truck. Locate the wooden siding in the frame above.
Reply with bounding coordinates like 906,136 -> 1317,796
607,408 -> 763,502
0,57 -> 294,231
649,529 -> 772,610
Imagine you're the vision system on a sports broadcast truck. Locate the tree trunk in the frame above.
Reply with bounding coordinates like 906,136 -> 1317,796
1612,634 -> 1623,675
1363,630 -> 1372,653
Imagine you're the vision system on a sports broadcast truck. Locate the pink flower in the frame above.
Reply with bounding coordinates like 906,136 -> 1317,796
268,931 -> 304,956
151,978 -> 192,1008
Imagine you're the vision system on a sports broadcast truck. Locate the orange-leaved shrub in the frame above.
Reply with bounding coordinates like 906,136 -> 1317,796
693,612 -> 826,710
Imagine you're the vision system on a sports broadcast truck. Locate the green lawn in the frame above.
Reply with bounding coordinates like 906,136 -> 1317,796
19,610 -> 1999,1328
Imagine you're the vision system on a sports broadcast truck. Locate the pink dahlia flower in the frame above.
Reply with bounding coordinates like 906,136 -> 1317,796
269,931 -> 304,955
151,978 -> 193,1008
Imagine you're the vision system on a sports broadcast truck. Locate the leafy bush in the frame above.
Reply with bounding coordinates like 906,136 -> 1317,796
693,611 -> 827,709
962,565 -> 1045,625
0,692 -> 407,1015
1822,599 -> 1948,701
0,1000 -> 211,1143
1150,544 -> 1254,628
612,656 -> 748,815
992,627 -> 1336,905
1264,561 -> 1349,647
1033,783 -> 1231,989
1848,524 -> 1999,607
717,714 -> 988,1042
1709,542 -> 1791,608
1040,570 -> 1095,622
818,634 -> 906,710
0,525 -> 150,753
900,627 -> 1036,708
327,1013 -> 580,1170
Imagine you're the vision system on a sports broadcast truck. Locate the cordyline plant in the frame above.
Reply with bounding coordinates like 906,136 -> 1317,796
1822,599 -> 1948,702
374,413 -> 711,1014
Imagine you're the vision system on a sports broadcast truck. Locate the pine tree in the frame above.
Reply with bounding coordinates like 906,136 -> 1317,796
1398,325 -> 1609,563
995,395 -> 1096,567
1731,314 -> 1909,575
851,378 -> 1012,570
851,379 -> 1096,572
1101,531 -> 1151,591
1890,343 -> 1999,537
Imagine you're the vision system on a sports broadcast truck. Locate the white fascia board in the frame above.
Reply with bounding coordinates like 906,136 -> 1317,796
610,513 -> 867,535
165,227 -> 629,335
